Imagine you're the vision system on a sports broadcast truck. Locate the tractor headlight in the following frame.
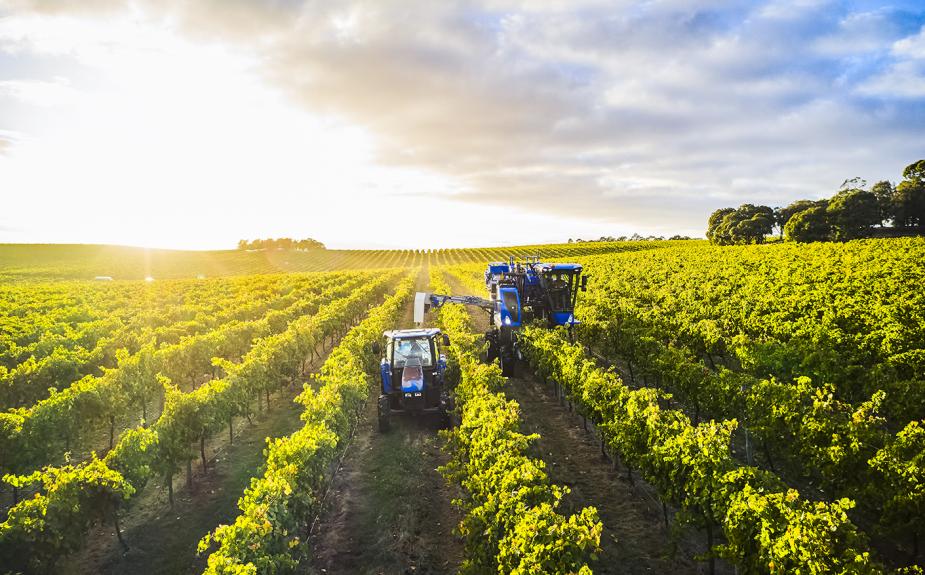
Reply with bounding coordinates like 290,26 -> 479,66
504,316 -> 511,325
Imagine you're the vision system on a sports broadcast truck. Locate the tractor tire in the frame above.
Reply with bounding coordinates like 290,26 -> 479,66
377,395 -> 390,432
500,353 -> 515,378
441,395 -> 457,429
484,332 -> 499,363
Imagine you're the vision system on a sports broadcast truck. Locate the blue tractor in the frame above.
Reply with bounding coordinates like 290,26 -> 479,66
415,256 -> 587,377
373,328 -> 454,432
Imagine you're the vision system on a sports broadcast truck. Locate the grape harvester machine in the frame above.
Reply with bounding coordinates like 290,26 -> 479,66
414,256 -> 587,377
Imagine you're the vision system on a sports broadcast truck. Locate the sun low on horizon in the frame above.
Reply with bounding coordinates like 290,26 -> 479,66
0,4 -> 636,250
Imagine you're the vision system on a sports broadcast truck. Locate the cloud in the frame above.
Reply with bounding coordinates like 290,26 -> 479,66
0,77 -> 76,106
894,25 -> 925,58
248,0 -> 925,230
2,0 -> 925,237
858,24 -> 925,98
0,128 -> 23,155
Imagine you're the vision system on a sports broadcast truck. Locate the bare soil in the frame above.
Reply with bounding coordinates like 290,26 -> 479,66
306,395 -> 462,575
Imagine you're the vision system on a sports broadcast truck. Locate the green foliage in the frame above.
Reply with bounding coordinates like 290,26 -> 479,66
784,205 -> 831,242
776,199 -> 820,232
718,487 -> 877,574
707,208 -> 736,243
197,274 -> 415,574
0,239 -> 698,281
0,458 -> 134,573
104,426 -> 159,489
708,204 -> 775,245
0,272 -> 375,478
712,160 -> 925,244
0,271 -> 401,571
236,238 -> 326,251
894,178 -> 925,228
514,239 -> 923,565
828,190 -> 881,241
870,421 -> 925,553
518,327 -> 884,574
431,270 -> 602,575
424,239 -> 925,569
903,160 -> 925,184
871,181 -> 896,225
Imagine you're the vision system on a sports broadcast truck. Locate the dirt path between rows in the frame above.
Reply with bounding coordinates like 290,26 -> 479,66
306,388 -> 461,575
305,268 -> 463,575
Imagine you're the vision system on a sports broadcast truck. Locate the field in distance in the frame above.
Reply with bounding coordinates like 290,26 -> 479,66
0,241 -> 689,281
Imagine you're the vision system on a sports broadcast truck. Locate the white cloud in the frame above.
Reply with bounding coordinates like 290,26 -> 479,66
857,25 -> 925,98
893,24 -> 925,59
0,77 -> 76,106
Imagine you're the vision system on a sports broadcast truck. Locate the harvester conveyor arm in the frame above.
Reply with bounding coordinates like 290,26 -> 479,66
413,292 -> 495,324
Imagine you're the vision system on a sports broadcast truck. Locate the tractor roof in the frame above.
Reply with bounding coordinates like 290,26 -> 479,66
383,328 -> 442,339
487,261 -> 583,273
537,263 -> 582,272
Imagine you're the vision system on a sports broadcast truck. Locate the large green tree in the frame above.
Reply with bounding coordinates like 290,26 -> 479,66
707,205 -> 774,245
784,206 -> 831,243
870,180 -> 895,225
827,189 -> 880,241
706,208 -> 736,244
775,200 -> 819,237
895,160 -> 925,228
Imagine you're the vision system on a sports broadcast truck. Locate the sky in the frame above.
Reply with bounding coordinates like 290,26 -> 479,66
0,0 -> 924,250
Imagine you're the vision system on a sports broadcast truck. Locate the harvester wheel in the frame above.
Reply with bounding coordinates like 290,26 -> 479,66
377,395 -> 390,432
441,395 -> 457,429
500,352 -> 515,378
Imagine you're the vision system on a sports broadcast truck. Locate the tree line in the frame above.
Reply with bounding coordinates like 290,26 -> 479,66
236,238 -> 326,251
707,159 -> 925,244
568,234 -> 693,242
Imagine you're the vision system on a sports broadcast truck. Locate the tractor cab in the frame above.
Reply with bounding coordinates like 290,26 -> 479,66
535,263 -> 584,326
374,328 -> 453,432
484,258 -> 586,329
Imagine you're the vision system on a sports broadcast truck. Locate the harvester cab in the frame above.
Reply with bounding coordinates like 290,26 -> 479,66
415,256 -> 587,377
374,328 -> 454,432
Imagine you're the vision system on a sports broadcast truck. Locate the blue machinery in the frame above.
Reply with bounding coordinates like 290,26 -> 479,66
374,328 -> 452,432
414,256 -> 587,376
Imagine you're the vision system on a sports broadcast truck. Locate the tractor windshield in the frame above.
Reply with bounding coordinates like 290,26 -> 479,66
544,271 -> 576,312
392,337 -> 433,368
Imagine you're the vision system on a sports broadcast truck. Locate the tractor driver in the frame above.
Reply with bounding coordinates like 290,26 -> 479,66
548,273 -> 570,310
550,273 -> 567,290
